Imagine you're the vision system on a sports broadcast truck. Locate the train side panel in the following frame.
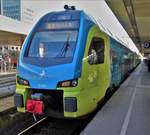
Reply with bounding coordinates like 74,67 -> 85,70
110,38 -> 122,86
110,38 -> 137,86
64,25 -> 110,117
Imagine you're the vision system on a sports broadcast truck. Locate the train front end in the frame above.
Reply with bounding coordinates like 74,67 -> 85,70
14,9 -> 94,118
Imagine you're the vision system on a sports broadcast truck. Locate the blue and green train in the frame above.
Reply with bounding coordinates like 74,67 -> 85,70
14,6 -> 140,118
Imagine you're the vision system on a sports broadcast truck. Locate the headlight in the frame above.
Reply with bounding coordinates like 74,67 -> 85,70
57,79 -> 78,87
17,76 -> 30,86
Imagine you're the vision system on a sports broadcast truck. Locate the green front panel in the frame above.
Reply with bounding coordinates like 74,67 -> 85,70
16,84 -> 31,112
63,25 -> 111,117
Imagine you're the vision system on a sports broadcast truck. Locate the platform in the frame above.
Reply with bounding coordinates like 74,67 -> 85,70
81,63 -> 150,135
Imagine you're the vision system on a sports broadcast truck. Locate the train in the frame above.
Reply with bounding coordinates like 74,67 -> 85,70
14,5 -> 140,118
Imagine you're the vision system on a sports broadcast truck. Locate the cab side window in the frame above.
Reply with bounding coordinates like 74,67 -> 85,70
88,37 -> 105,65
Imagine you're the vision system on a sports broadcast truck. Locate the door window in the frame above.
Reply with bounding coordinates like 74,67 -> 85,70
88,37 -> 105,65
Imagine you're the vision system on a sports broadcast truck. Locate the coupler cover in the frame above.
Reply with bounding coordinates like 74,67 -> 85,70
26,100 -> 44,114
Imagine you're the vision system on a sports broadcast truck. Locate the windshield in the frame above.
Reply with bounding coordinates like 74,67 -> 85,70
24,30 -> 78,67
27,30 -> 78,58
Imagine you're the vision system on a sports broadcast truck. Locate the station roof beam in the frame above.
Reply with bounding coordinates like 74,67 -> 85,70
106,0 -> 150,55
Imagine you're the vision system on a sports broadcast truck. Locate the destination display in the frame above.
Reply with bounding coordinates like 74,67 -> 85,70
46,21 -> 79,29
37,20 -> 80,31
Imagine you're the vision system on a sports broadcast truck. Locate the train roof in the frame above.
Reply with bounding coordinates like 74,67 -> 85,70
40,10 -> 83,22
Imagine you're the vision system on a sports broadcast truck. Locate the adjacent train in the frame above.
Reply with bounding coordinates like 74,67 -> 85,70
14,6 -> 140,118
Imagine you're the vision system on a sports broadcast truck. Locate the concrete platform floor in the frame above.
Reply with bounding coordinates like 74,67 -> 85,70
81,63 -> 150,135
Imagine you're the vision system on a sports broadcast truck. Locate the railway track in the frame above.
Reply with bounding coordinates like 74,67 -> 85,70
0,79 -> 16,88
18,117 -> 47,135
17,116 -> 89,135
0,74 -> 16,98
0,75 -> 16,81
0,74 -> 16,86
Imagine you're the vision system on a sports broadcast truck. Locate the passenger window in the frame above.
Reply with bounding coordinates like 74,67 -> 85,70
88,37 -> 105,65
111,50 -> 118,64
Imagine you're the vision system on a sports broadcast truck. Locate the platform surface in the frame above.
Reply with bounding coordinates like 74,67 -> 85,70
81,63 -> 150,135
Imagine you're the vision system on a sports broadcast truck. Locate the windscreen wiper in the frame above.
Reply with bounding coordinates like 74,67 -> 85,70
56,34 -> 70,57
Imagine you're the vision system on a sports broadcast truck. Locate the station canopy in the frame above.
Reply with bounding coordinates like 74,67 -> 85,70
106,0 -> 150,56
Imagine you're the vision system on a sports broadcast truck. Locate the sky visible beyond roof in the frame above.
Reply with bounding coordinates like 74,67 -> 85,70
22,0 -> 140,54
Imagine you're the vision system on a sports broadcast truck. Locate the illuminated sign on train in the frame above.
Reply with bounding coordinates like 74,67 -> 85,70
37,21 -> 80,31
46,21 -> 79,29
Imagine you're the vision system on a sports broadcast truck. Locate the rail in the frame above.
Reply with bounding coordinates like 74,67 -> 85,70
0,74 -> 16,98
18,117 -> 47,135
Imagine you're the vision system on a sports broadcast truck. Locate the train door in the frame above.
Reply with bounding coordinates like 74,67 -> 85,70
86,37 -> 106,100
81,28 -> 110,105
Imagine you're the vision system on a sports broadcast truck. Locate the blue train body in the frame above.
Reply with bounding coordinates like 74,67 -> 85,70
18,10 -> 94,90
